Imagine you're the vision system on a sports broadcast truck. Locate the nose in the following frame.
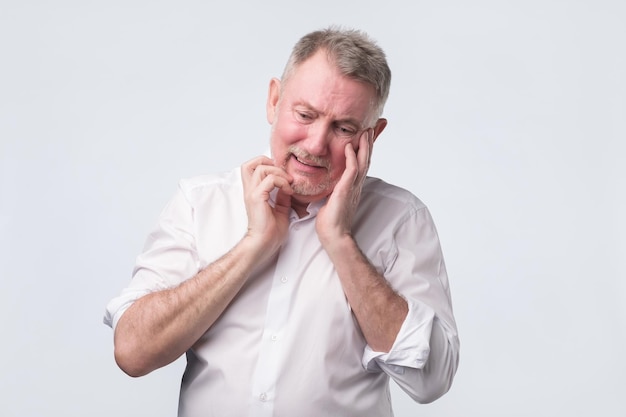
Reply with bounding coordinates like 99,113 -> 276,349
302,122 -> 331,156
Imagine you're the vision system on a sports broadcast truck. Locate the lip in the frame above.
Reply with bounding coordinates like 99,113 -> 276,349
289,154 -> 326,173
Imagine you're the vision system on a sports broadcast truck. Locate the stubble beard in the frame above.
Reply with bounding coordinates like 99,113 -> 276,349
291,175 -> 335,196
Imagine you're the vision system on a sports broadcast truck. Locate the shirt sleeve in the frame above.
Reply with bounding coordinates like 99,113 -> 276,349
103,183 -> 201,330
361,206 -> 460,403
361,297 -> 435,371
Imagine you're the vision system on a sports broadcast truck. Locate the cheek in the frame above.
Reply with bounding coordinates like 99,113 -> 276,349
270,120 -> 304,155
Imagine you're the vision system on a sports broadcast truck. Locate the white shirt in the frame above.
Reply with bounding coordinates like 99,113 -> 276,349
104,167 -> 459,417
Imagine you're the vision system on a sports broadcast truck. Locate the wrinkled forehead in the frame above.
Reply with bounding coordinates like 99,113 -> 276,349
280,52 -> 379,125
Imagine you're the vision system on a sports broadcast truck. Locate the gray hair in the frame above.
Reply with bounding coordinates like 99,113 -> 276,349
281,27 -> 392,119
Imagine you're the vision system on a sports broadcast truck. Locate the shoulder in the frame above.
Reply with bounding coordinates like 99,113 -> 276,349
360,176 -> 426,214
353,177 -> 437,266
177,167 -> 243,205
353,176 -> 430,241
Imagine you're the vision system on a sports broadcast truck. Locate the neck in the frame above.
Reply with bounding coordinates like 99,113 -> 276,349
291,200 -> 309,218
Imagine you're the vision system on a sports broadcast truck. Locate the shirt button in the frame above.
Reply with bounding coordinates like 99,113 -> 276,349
271,334 -> 278,341
281,276 -> 288,283
259,392 -> 268,402
293,223 -> 301,230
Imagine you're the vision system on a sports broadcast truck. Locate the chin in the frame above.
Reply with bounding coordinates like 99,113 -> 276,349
291,178 -> 335,199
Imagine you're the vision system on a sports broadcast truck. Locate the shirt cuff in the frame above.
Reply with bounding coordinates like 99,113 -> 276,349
103,287 -> 152,330
362,297 -> 435,373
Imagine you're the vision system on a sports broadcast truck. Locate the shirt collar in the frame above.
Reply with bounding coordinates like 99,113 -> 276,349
268,187 -> 327,221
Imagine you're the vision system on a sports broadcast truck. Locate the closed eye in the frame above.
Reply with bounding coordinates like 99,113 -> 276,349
294,110 -> 315,123
335,124 -> 357,137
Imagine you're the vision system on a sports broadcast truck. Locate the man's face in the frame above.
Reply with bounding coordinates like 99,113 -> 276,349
267,50 -> 382,206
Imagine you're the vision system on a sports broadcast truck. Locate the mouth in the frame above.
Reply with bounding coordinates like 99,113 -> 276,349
293,154 -> 324,168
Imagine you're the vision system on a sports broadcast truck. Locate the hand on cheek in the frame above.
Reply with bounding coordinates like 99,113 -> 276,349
316,129 -> 374,244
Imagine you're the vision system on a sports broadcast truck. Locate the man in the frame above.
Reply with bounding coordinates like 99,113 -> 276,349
104,27 -> 459,416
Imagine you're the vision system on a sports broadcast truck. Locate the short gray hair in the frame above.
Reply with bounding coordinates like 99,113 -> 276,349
281,27 -> 392,119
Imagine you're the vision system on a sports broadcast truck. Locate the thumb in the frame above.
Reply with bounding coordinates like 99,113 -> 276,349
274,189 -> 292,215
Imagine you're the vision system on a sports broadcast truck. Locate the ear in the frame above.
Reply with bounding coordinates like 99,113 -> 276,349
372,118 -> 387,143
266,78 -> 281,124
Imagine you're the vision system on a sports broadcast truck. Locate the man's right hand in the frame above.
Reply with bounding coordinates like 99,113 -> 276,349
241,156 -> 294,260
114,157 -> 295,377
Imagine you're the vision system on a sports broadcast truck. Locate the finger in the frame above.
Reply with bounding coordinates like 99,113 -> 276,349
242,156 -> 272,187
253,167 -> 293,192
242,155 -> 274,177
367,128 -> 374,164
243,157 -> 292,186
343,142 -> 358,183
355,129 -> 372,178
251,174 -> 294,199
274,188 -> 292,215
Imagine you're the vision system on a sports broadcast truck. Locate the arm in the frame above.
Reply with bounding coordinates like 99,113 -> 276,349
365,203 -> 459,403
317,130 -> 459,402
317,129 -> 406,351
320,233 -> 408,352
115,236 -> 264,377
114,156 -> 294,377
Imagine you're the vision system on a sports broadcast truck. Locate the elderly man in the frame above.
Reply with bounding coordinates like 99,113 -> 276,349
105,27 -> 459,416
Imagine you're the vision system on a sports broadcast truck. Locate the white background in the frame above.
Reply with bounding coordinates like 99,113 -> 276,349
1,1 -> 624,416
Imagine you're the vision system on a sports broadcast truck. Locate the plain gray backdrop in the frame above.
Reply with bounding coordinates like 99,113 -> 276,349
1,1 -> 624,416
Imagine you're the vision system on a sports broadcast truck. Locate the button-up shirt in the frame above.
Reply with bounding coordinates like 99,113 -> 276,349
104,167 -> 459,417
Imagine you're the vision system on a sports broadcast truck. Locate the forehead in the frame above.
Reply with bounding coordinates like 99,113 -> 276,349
281,51 -> 377,124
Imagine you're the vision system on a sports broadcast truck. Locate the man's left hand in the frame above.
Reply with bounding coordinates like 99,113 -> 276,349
316,128 -> 374,246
